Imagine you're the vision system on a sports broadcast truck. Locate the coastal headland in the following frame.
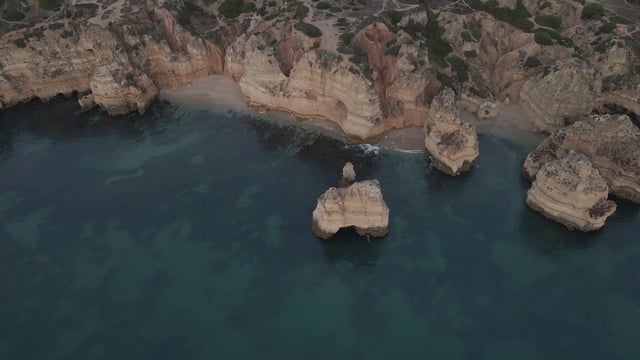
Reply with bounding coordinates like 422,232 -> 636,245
1,0 -> 639,229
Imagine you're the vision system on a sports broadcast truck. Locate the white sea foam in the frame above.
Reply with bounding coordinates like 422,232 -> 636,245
358,144 -> 381,155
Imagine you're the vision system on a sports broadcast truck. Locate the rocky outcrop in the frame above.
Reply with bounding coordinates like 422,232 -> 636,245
88,47 -> 158,115
337,162 -> 356,188
526,151 -> 617,231
226,30 -> 383,140
423,88 -> 479,175
0,6 -> 228,115
519,58 -> 602,132
524,114 -> 640,203
0,24 -> 118,108
312,163 -> 389,239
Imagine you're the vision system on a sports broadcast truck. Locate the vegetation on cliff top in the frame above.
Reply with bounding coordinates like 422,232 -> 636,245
464,0 -> 534,32
39,0 -> 63,12
294,21 -> 322,37
2,8 -> 25,21
219,0 -> 256,19
581,3 -> 605,20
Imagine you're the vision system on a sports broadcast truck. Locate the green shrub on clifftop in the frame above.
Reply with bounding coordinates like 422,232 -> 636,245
219,0 -> 244,19
294,21 -> 322,37
581,3 -> 605,20
535,15 -> 561,29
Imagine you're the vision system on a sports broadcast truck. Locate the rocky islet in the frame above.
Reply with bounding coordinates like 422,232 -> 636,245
312,162 -> 390,239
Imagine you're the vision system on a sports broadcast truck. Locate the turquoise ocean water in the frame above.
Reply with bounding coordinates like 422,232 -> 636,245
0,99 -> 639,359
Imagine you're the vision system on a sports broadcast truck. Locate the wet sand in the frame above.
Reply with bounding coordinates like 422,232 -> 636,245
160,75 -> 543,152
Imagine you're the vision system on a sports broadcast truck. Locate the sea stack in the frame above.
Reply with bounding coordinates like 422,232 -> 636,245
526,151 -> 617,231
312,162 -> 389,239
423,88 -> 479,175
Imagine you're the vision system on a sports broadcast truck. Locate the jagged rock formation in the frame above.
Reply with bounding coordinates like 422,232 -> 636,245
0,7 -> 228,115
519,58 -> 602,132
1,0 -> 638,144
423,88 -> 479,175
526,151 -> 617,231
338,162 -> 356,188
524,114 -> 640,203
226,29 -> 383,140
312,163 -> 389,239
88,47 -> 158,115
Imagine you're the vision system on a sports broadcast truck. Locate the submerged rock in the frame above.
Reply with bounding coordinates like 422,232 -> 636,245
524,114 -> 640,203
423,88 -> 479,175
312,163 -> 389,239
526,151 -> 616,231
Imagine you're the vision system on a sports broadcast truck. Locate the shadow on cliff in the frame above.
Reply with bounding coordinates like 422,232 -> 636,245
318,227 -> 385,270
0,98 -> 183,160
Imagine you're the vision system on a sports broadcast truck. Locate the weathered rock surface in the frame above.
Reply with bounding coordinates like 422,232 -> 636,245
423,88 -> 479,175
524,114 -> 640,203
0,6 -> 228,115
526,151 -> 617,231
312,164 -> 389,239
226,31 -> 382,140
89,48 -> 158,115
519,58 -> 602,132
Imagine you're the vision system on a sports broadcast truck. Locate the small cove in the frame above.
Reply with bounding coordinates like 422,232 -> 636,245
0,98 -> 639,359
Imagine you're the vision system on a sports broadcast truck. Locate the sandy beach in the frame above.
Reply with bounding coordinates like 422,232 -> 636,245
160,75 -> 543,152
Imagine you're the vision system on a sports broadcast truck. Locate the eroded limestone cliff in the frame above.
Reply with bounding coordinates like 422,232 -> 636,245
0,6 -> 229,115
526,151 -> 617,231
524,114 -> 640,203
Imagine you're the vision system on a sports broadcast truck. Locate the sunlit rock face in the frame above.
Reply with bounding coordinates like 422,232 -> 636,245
312,163 -> 389,239
526,151 -> 616,231
423,88 -> 479,176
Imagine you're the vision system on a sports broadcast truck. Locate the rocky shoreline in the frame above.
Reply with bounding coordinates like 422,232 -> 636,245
1,0 -> 639,231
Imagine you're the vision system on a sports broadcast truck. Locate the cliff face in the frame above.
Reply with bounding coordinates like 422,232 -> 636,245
0,6 -> 228,115
524,114 -> 640,203
87,49 -> 158,116
0,24 -> 117,109
526,151 -> 616,231
1,2 -> 638,136
423,88 -> 479,175
519,58 -> 602,132
226,28 -> 383,140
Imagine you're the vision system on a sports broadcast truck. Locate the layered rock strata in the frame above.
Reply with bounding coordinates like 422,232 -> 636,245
423,88 -> 479,175
88,48 -> 158,115
226,31 -> 382,140
0,7 -> 227,115
523,114 -> 640,203
526,151 -> 617,231
519,58 -> 602,132
312,163 -> 389,239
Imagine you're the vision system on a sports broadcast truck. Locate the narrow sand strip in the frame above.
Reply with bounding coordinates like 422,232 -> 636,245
160,75 -> 542,152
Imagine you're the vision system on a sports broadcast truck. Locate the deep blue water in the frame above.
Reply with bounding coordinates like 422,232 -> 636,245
0,99 -> 639,359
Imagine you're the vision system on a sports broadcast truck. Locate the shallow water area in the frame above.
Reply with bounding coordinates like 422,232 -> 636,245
1,99 -> 640,359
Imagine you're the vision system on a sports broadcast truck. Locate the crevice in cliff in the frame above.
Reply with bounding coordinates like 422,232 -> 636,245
353,23 -> 398,120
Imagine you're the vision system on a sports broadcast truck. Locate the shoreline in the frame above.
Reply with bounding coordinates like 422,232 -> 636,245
159,75 -> 544,152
